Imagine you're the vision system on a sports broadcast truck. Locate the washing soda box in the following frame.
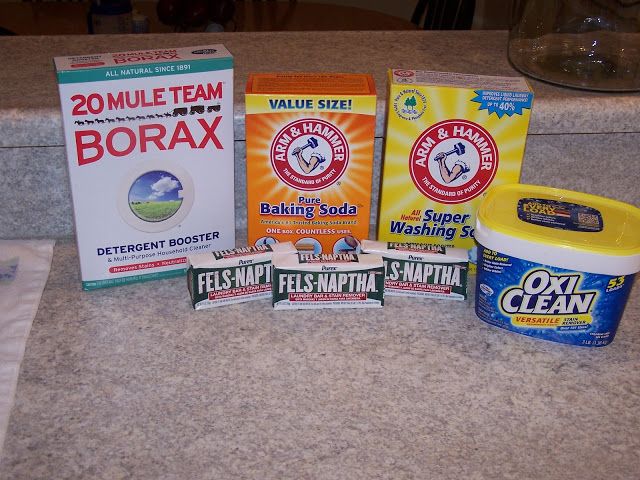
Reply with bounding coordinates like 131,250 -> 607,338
245,73 -> 376,254
55,45 -> 235,290
378,70 -> 533,270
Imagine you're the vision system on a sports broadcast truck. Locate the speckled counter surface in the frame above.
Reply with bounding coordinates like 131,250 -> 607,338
0,238 -> 639,480
0,31 -> 640,479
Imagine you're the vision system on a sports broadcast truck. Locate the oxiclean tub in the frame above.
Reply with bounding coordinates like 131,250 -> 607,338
475,184 -> 640,347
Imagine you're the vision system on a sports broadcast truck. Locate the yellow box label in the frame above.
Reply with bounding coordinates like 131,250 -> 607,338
246,73 -> 376,254
378,70 -> 533,268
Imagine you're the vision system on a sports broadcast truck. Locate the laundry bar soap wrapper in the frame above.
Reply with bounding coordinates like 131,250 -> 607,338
55,45 -> 235,290
361,240 -> 468,300
188,241 -> 297,309
272,253 -> 385,310
378,70 -> 533,271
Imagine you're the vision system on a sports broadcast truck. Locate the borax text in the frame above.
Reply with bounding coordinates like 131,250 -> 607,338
75,118 -> 223,165
71,82 -> 225,166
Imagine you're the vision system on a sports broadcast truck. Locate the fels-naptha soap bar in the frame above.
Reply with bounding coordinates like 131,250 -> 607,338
378,70 -> 533,269
272,253 -> 384,310
188,241 -> 297,309
361,240 -> 468,300
245,73 -> 376,255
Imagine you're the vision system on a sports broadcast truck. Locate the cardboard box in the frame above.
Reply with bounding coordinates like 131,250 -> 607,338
245,73 -> 376,255
187,242 -> 297,309
361,240 -> 468,300
272,253 -> 385,309
55,45 -> 235,289
378,70 -> 533,269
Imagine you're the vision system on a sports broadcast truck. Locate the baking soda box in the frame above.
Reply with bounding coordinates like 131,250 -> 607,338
378,70 -> 533,270
55,45 -> 235,290
245,73 -> 376,255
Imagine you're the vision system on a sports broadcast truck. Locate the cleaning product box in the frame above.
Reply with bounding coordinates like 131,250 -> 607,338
361,240 -> 468,300
245,72 -> 377,255
272,253 -> 385,310
378,70 -> 533,269
187,241 -> 297,309
55,45 -> 235,290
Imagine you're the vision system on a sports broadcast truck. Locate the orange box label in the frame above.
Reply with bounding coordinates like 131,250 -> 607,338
245,73 -> 376,254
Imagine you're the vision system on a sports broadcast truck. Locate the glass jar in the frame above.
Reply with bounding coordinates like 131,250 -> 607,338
508,0 -> 640,91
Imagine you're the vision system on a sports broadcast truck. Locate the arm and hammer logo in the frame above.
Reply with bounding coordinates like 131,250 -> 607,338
270,118 -> 350,191
393,89 -> 427,120
409,119 -> 499,204
393,70 -> 416,83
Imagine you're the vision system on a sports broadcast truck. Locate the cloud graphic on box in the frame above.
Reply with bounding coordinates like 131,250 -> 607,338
148,176 -> 182,200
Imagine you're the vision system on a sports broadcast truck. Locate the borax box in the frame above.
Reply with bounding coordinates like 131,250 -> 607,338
378,70 -> 533,269
245,73 -> 376,255
55,45 -> 235,290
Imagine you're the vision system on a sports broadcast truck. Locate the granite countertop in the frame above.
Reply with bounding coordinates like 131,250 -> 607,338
1,239 -> 639,480
1,31 -> 640,150
0,31 -> 639,479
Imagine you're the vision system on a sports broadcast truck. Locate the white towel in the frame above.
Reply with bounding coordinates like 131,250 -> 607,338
0,240 -> 54,453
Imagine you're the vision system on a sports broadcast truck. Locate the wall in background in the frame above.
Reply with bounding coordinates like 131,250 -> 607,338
296,0 -> 415,21
473,0 -> 515,29
300,0 -> 514,28
0,0 -> 516,29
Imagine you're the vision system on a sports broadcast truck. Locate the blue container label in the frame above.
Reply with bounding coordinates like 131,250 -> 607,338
475,245 -> 634,346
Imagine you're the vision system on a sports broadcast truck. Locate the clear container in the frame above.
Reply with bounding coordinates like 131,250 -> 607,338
508,0 -> 640,91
